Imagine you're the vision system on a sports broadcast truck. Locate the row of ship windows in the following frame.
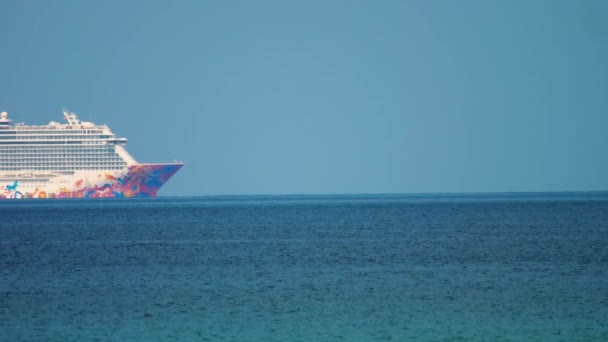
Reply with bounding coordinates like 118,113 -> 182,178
0,150 -> 122,154
0,159 -> 125,165
0,130 -> 105,134
0,126 -> 109,134
0,157 -> 125,162
0,135 -> 112,139
1,157 -> 123,160
0,166 -> 126,171
1,153 -> 123,157
0,161 -> 126,165
1,163 -> 126,167
1,150 -> 121,153
5,184 -> 49,188
3,179 -> 50,183
0,145 -> 118,149
0,141 -> 110,145
0,149 -> 119,154
2,156 -> 125,160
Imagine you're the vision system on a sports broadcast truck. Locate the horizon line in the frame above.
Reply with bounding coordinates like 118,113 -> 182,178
159,190 -> 608,198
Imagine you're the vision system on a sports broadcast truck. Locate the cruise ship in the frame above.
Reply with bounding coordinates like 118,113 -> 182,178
0,110 -> 183,199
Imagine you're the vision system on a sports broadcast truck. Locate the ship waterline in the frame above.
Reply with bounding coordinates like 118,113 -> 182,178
0,110 -> 183,199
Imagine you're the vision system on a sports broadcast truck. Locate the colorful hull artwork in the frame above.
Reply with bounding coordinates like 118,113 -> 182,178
0,163 -> 183,199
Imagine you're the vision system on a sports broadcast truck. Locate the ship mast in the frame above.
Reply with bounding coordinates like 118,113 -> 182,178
63,109 -> 81,125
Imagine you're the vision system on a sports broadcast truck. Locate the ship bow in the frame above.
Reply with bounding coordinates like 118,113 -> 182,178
123,163 -> 183,197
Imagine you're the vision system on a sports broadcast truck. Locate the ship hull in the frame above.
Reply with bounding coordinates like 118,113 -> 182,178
0,163 -> 183,199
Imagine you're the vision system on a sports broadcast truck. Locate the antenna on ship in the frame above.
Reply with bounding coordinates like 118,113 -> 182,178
62,108 -> 81,126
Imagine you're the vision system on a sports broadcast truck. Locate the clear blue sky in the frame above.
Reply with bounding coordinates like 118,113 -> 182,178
1,0 -> 607,195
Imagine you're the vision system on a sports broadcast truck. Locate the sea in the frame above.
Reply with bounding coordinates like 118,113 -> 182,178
1,193 -> 607,341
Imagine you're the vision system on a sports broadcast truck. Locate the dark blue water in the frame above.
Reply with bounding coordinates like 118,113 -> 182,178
1,193 -> 608,340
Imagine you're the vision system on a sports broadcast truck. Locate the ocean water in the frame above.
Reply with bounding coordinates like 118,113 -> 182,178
1,193 -> 608,341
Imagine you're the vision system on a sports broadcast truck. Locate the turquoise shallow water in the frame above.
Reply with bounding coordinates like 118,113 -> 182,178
1,193 -> 608,340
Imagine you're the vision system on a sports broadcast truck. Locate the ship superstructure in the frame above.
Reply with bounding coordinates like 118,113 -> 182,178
0,110 -> 182,198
